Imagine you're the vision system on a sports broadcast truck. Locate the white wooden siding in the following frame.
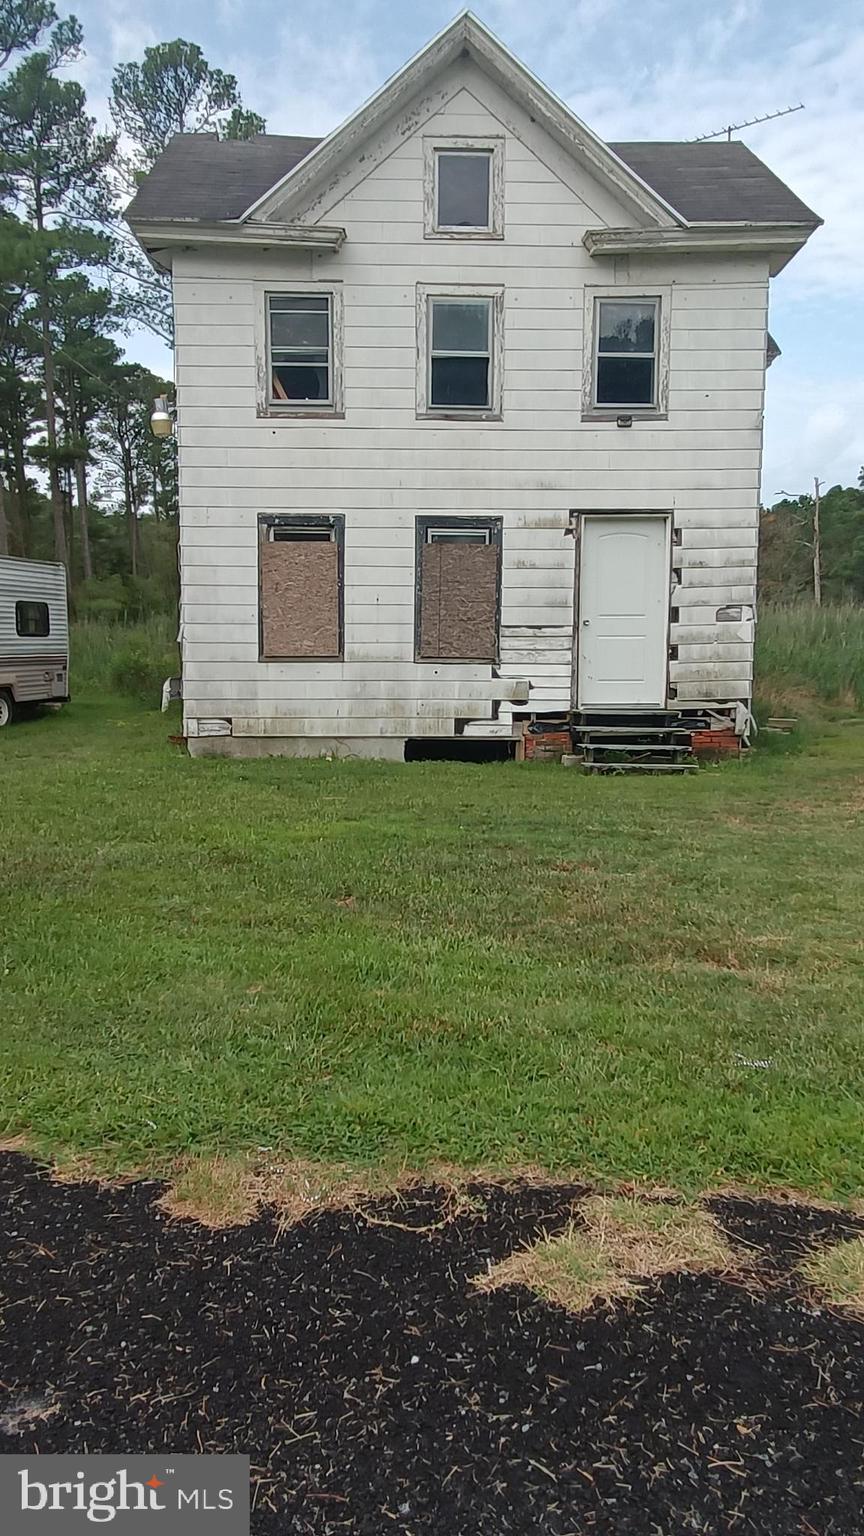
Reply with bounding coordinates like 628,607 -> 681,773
174,61 -> 766,739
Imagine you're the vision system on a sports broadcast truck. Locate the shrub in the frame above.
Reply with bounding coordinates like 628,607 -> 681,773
110,639 -> 177,705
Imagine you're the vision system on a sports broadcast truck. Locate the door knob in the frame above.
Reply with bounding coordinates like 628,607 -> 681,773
582,619 -> 590,627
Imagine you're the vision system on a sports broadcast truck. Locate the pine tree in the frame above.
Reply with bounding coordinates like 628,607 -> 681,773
0,15 -> 115,565
111,39 -> 265,185
0,0 -> 56,69
110,38 -> 265,344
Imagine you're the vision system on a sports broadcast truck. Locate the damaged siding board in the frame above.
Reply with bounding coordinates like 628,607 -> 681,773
259,516 -> 344,659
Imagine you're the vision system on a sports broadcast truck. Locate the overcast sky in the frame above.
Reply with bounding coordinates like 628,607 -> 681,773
73,0 -> 861,498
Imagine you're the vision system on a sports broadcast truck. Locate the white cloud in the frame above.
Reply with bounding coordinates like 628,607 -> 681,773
764,368 -> 864,496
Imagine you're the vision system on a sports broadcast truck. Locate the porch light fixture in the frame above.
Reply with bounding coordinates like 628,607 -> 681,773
150,395 -> 174,438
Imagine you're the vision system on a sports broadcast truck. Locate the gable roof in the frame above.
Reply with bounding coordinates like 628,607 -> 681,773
609,142 -> 819,226
124,134 -> 319,224
238,13 -> 680,228
125,131 -> 820,229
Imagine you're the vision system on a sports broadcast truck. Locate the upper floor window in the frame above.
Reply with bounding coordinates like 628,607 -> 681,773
417,286 -> 504,418
267,293 -> 333,408
424,139 -> 504,239
429,297 -> 492,410
16,600 -> 49,637
594,298 -> 659,408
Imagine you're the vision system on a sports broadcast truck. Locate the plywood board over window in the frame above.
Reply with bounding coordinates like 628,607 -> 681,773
259,515 -> 344,659
416,517 -> 502,661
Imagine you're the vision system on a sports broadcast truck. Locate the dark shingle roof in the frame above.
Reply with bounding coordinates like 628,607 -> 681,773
124,134 -> 322,222
125,132 -> 820,228
609,141 -> 820,225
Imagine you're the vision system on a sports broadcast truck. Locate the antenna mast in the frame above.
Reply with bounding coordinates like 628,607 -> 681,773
692,103 -> 804,143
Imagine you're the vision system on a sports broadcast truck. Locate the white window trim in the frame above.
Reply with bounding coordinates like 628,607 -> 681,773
423,137 -> 505,240
416,283 -> 504,421
255,282 -> 344,419
582,285 -> 670,421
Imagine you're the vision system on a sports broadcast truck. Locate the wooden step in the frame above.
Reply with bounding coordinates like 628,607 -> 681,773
583,761 -> 697,774
572,724 -> 692,738
585,744 -> 693,755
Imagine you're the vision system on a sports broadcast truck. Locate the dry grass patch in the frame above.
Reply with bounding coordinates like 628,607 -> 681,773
473,1220 -> 639,1312
159,1154 -> 404,1229
799,1237 -> 864,1314
473,1195 -> 737,1314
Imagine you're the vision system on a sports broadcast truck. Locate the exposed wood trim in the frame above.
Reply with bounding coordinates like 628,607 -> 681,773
583,222 -> 817,275
129,220 -> 346,254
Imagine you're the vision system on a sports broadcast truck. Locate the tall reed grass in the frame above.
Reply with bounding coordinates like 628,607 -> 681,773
755,602 -> 864,713
70,603 -> 864,715
72,616 -> 179,705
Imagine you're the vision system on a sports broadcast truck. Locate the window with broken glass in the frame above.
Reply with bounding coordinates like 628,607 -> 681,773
428,297 -> 493,410
594,298 -> 659,408
268,294 -> 331,405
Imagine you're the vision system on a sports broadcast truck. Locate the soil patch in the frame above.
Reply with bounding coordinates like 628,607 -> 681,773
1,1154 -> 863,1534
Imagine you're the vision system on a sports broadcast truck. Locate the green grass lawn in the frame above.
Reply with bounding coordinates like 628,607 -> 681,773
3,697 -> 864,1198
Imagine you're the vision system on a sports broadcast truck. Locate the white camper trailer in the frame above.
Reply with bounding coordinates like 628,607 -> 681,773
0,557 -> 69,726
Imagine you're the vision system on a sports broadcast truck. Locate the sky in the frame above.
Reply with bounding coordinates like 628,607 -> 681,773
70,0 -> 862,498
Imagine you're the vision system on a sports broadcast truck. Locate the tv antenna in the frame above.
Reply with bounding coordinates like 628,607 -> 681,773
692,103 -> 804,142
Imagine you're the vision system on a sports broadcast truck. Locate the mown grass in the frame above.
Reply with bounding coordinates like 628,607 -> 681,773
3,691 -> 864,1197
755,602 -> 864,716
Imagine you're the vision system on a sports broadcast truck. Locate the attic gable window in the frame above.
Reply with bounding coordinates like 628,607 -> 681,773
424,138 -> 504,239
437,151 -> 491,228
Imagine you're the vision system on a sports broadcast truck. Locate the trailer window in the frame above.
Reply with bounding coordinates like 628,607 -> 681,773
16,601 -> 50,637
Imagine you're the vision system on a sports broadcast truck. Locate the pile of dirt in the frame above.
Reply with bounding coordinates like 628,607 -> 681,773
1,1153 -> 863,1534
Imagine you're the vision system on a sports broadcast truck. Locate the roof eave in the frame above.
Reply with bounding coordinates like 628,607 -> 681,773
126,218 -> 346,261
583,221 -> 819,275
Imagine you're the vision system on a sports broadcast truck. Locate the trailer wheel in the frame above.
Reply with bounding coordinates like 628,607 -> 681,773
0,690 -> 13,728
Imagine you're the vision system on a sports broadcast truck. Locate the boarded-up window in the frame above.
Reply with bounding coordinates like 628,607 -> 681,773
259,518 -> 343,658
417,521 -> 501,660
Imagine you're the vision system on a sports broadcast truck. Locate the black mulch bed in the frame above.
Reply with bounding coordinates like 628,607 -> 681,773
2,1154 -> 864,1536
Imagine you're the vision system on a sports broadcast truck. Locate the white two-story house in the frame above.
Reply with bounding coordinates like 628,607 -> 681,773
127,13 -> 820,762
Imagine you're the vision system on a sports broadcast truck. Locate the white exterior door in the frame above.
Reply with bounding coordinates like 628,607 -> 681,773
577,514 -> 669,708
